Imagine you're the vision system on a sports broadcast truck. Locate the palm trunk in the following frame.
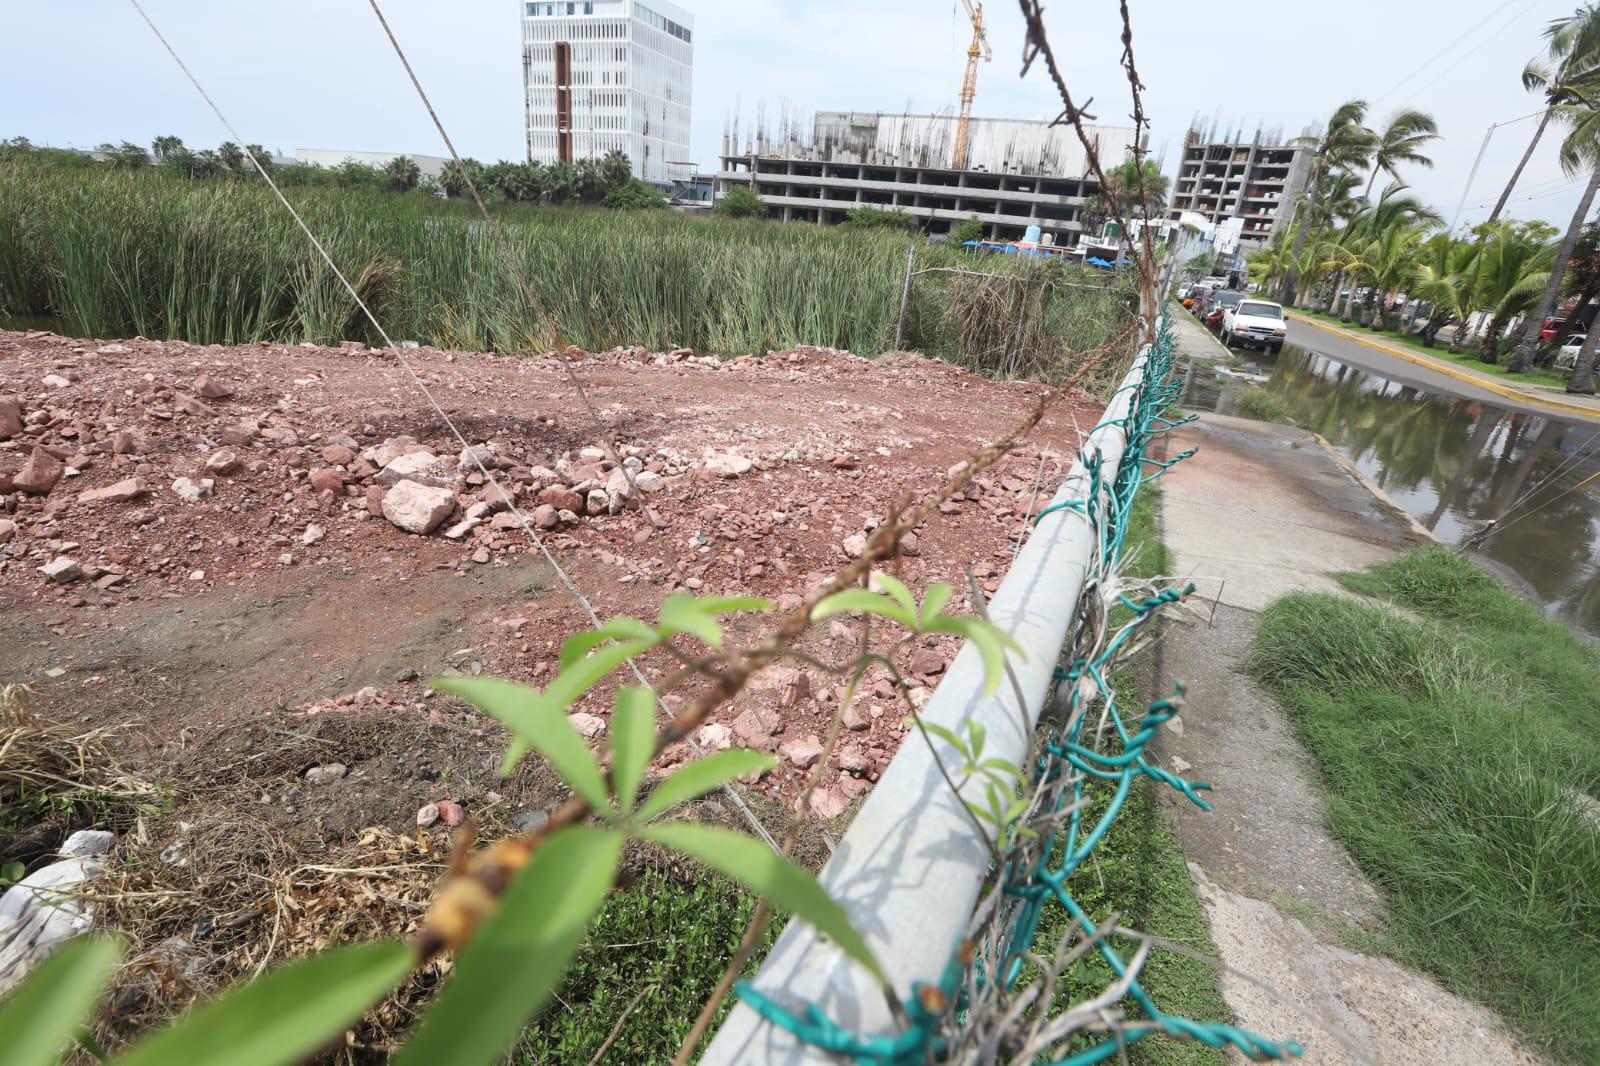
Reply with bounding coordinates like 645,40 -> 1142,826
1480,313 -> 1505,363
1508,159 -> 1600,370
1340,280 -> 1359,322
1322,271 -> 1344,313
1450,315 -> 1469,353
1568,324 -> 1600,393
1488,108 -> 1553,225
1425,411 -> 1499,530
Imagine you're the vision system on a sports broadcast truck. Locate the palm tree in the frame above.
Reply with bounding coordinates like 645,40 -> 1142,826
1491,4 -> 1600,224
1508,102 -> 1600,370
385,154 -> 421,194
1281,100 -> 1377,302
1328,184 -> 1441,321
1363,110 -> 1439,200
1409,234 -> 1481,346
1472,220 -> 1555,362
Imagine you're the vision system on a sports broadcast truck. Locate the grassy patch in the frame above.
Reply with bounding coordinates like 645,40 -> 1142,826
1023,487 -> 1230,1066
1295,309 -> 1571,390
1230,385 -> 1290,425
514,867 -> 776,1064
1249,547 -> 1600,1063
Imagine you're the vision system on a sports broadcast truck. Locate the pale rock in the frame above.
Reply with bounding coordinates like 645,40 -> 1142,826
95,343 -> 132,355
442,517 -> 481,540
780,736 -> 825,769
0,396 -> 21,440
204,448 -> 241,475
381,479 -> 455,535
1171,755 -> 1194,775
696,723 -> 733,750
537,484 -> 584,512
634,470 -> 665,493
586,488 -> 609,515
319,443 -> 355,466
841,532 -> 869,557
457,444 -> 497,471
809,786 -> 850,820
569,712 -> 606,739
361,436 -> 417,468
532,504 -> 560,530
376,451 -> 455,488
41,374 -> 71,389
301,523 -> 326,546
0,519 -> 15,546
77,478 -> 144,505
38,556 -> 81,583
837,748 -> 871,775
732,706 -> 781,748
703,451 -> 752,478
415,803 -> 440,828
171,476 -> 214,502
304,762 -> 347,784
750,666 -> 810,709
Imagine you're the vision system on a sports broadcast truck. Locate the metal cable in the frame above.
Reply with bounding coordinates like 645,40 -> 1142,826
127,0 -> 780,852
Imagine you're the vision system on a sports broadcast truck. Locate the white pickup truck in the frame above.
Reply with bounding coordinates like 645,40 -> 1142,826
1221,298 -> 1287,354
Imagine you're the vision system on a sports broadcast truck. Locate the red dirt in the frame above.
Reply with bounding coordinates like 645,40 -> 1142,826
0,329 -> 1099,827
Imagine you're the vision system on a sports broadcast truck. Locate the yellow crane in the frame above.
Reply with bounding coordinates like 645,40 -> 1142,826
951,0 -> 992,170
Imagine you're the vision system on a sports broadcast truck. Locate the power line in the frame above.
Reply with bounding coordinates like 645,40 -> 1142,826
1392,0 -> 1548,111
1371,0 -> 1525,107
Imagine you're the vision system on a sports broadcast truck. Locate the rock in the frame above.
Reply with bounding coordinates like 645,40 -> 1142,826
732,706 -> 782,748
301,523 -> 326,546
304,762 -> 347,785
634,470 -> 665,493
77,478 -> 144,505
307,467 -> 345,494
532,503 -> 560,530
415,802 -> 440,828
435,800 -> 465,826
457,445 -> 497,471
750,666 -> 810,709
361,436 -> 417,468
470,546 -> 491,564
204,448 -> 241,475
442,517 -> 481,540
901,531 -> 921,556
514,809 -> 550,834
585,488 -> 609,515
364,484 -> 387,517
170,476 -> 214,502
838,748 -> 871,775
0,519 -> 15,546
842,532 -> 869,557
780,736 -> 825,769
703,451 -> 753,478
38,557 -> 81,583
95,343 -> 132,355
696,723 -> 733,750
375,451 -> 455,488
569,712 -> 606,739
1171,755 -> 1193,775
41,373 -> 71,389
59,830 -> 115,858
319,444 -> 355,466
842,704 -> 872,731
809,786 -> 850,820
0,396 -> 21,440
557,508 -> 580,524
536,484 -> 584,512
14,448 -> 64,496
908,648 -> 945,676
192,373 -> 233,399
381,480 -> 455,535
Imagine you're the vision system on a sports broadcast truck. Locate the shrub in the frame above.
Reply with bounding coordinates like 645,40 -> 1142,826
950,215 -> 985,244
841,206 -> 918,233
712,185 -> 766,219
602,178 -> 667,210
1231,384 -> 1289,423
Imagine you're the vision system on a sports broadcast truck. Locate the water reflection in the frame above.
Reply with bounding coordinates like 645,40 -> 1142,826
1182,344 -> 1600,641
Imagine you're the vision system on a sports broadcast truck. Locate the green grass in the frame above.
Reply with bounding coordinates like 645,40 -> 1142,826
0,157 -> 1135,383
1249,547 -> 1600,1063
1230,385 -> 1290,424
1024,488 -> 1231,1066
514,867 -> 778,1064
1295,308 -> 1571,390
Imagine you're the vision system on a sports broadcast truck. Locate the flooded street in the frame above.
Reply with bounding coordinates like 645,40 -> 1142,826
1182,341 -> 1600,641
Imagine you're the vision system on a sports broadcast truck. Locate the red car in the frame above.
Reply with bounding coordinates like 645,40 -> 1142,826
1542,317 -> 1566,342
1204,291 -> 1244,333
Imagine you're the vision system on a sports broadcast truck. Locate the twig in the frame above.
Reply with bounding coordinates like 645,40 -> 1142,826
586,985 -> 652,1066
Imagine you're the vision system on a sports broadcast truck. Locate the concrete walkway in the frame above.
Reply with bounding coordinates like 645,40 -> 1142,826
1150,311 -> 1543,1064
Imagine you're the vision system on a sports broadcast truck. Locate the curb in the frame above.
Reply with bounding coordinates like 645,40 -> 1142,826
1309,432 -> 1441,546
1286,312 -> 1600,422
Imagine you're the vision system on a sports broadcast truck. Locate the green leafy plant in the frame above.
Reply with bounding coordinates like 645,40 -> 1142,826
712,184 -> 766,219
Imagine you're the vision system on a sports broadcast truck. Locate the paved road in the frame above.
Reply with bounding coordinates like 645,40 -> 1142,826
1285,317 -> 1600,425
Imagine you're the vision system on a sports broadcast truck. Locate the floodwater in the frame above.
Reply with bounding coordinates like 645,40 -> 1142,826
1181,342 -> 1600,642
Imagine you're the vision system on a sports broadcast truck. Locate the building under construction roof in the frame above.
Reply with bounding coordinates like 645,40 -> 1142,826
715,111 -> 1141,241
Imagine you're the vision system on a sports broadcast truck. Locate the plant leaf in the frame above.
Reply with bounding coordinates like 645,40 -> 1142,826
868,572 -> 917,619
609,686 -> 656,813
639,822 -> 884,983
117,941 -> 412,1066
810,589 -> 916,629
908,718 -> 967,755
431,677 -> 608,809
967,720 -> 987,761
694,596 -> 776,615
659,595 -> 724,647
544,640 -> 655,711
918,583 -> 954,625
394,827 -> 622,1066
0,936 -> 120,1066
633,749 -> 777,821
924,617 -> 1025,697
558,618 -> 659,671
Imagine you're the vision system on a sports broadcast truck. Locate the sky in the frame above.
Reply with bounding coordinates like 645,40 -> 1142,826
0,0 -> 1590,232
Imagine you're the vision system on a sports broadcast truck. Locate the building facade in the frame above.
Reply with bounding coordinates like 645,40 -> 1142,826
520,0 -> 693,185
1167,129 -> 1310,248
715,111 -> 1141,242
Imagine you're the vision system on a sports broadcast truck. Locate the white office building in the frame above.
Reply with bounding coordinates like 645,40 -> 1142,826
520,0 -> 694,185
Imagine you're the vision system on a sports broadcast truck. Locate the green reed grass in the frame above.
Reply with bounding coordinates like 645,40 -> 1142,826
0,158 -> 1134,382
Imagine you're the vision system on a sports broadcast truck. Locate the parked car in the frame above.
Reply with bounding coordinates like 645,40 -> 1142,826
1177,282 -> 1193,305
1542,317 -> 1566,342
1221,298 -> 1287,353
1204,291 -> 1245,333
1558,333 -> 1586,368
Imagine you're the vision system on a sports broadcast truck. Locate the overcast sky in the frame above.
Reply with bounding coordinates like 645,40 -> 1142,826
2,0 -> 1589,231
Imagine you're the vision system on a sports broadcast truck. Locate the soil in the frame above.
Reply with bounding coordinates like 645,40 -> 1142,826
0,328 -> 1099,850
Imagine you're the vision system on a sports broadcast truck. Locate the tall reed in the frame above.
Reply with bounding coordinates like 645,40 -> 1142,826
0,158 -> 1133,380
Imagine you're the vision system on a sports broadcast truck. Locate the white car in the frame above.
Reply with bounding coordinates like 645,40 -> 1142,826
1558,333 -> 1586,369
1221,298 -> 1287,353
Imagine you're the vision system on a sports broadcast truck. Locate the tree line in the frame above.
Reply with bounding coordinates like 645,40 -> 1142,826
0,135 -> 669,209
1247,3 -> 1600,394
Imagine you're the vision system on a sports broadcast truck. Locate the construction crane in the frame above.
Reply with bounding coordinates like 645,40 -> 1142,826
951,0 -> 992,170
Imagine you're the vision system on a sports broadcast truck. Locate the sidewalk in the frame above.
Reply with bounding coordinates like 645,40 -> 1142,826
1147,318 -> 1544,1063
1287,311 -> 1600,421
